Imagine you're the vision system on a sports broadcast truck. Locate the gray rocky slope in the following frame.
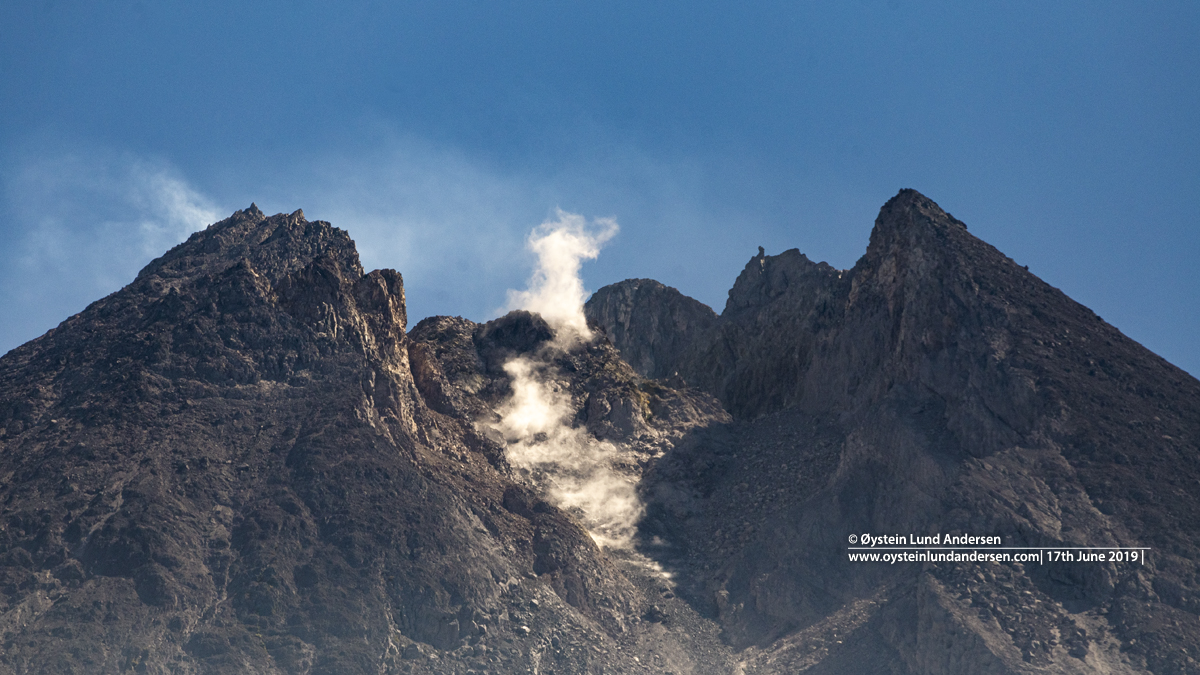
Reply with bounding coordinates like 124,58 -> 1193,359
0,190 -> 1195,673
588,189 -> 1200,674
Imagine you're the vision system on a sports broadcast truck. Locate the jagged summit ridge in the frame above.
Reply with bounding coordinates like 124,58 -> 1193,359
592,189 -> 1076,421
137,206 -> 363,291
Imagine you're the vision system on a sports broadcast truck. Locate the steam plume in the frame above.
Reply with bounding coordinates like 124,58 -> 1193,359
506,209 -> 618,341
496,210 -> 640,547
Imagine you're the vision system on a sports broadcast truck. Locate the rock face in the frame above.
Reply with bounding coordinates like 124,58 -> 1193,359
585,279 -> 718,380
587,189 -> 1200,674
1,190 -> 1197,674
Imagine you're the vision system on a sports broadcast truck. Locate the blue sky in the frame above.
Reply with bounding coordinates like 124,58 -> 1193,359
2,1 -> 1197,376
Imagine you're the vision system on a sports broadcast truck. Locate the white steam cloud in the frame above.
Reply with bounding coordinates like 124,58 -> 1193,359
496,211 -> 641,547
506,209 -> 618,342
494,357 -> 642,547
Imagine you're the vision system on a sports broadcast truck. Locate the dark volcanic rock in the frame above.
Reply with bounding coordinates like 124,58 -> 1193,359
586,279 -> 718,380
0,207 -> 728,674
591,189 -> 1200,674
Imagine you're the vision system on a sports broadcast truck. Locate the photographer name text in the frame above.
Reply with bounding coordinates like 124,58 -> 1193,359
852,533 -> 1000,547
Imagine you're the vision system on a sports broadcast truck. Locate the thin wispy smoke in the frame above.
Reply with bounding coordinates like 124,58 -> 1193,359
7,153 -> 221,270
0,149 -> 221,354
291,135 -> 544,325
506,209 -> 618,342
129,168 -> 223,258
496,211 -> 640,547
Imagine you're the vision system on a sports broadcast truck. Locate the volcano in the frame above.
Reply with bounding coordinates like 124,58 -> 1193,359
0,190 -> 1196,674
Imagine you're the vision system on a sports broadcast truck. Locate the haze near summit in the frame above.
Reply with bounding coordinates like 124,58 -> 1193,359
0,2 -> 1196,376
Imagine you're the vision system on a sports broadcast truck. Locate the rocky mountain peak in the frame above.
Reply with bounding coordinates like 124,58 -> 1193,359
585,279 -> 718,380
137,206 -> 362,291
875,187 -> 968,235
723,248 -> 839,317
855,190 -> 978,312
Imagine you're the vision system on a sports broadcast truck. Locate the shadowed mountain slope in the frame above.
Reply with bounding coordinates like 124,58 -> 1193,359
588,189 -> 1200,674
